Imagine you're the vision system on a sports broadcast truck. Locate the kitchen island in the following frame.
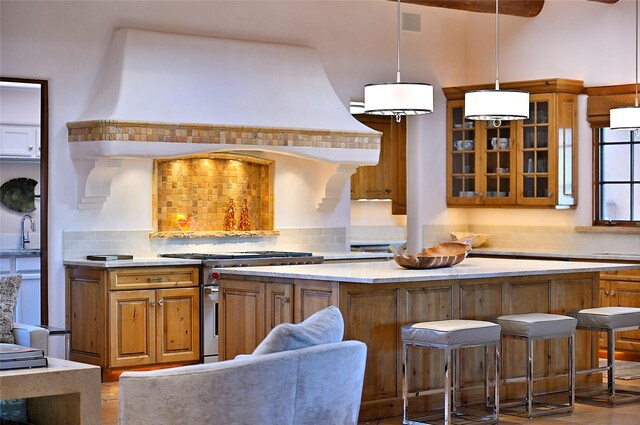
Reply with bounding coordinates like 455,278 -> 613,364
217,257 -> 640,420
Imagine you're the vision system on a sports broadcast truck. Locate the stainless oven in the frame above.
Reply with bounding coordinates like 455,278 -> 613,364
202,281 -> 219,363
160,251 -> 324,363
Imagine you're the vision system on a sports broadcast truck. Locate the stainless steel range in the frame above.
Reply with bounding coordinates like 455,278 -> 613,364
159,251 -> 324,363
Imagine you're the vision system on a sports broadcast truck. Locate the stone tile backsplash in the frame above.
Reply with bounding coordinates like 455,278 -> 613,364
63,227 -> 348,259
422,224 -> 640,254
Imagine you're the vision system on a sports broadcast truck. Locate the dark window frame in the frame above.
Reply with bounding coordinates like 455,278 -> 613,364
593,127 -> 639,226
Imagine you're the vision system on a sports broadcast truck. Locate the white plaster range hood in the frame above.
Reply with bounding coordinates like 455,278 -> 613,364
67,28 -> 381,210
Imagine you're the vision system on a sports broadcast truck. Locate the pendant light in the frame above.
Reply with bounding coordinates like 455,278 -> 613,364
364,0 -> 433,122
610,0 -> 640,134
464,0 -> 529,127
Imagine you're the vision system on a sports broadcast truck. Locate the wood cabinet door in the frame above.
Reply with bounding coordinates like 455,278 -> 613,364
447,100 -> 483,205
109,290 -> 155,368
67,267 -> 107,366
155,287 -> 200,363
607,280 -> 640,354
218,280 -> 265,360
516,93 -> 557,206
350,115 -> 406,214
265,283 -> 293,333
294,280 -> 339,323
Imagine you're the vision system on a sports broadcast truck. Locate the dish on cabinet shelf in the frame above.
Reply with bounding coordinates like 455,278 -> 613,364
458,191 -> 476,198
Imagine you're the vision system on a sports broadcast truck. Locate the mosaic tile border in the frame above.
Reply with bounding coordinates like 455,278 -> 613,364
149,230 -> 280,239
67,120 -> 381,150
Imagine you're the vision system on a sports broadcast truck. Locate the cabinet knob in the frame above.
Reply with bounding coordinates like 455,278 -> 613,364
28,145 -> 34,151
605,290 -> 609,296
158,298 -> 164,306
611,290 -> 616,296
151,301 -> 156,307
282,297 -> 290,304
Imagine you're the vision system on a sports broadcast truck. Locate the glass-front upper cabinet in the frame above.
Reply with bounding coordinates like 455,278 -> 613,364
483,120 -> 516,205
518,94 -> 555,205
444,79 -> 581,208
448,100 -> 480,205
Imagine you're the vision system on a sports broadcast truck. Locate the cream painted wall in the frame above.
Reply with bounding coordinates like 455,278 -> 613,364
0,0 -> 468,336
413,0 -> 637,237
4,0 -> 633,346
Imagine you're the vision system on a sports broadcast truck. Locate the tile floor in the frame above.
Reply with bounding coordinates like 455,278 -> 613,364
102,380 -> 640,425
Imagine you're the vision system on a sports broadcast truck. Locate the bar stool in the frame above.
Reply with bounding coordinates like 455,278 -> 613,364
569,306 -> 640,405
401,319 -> 501,425
497,313 -> 577,418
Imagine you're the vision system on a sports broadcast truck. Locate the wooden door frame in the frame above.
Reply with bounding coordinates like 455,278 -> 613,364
0,76 -> 48,325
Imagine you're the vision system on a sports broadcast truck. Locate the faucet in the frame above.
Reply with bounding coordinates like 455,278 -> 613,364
20,214 -> 36,250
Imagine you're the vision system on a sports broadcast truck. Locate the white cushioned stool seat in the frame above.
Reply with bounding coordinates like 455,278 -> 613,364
498,313 -> 577,338
401,319 -> 501,424
569,307 -> 640,330
402,319 -> 501,347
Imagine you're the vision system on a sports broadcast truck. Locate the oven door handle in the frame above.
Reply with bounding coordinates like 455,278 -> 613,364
204,285 -> 219,300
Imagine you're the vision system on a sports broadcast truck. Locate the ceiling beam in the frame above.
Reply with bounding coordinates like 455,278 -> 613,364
395,0 -> 622,18
396,0 -> 545,18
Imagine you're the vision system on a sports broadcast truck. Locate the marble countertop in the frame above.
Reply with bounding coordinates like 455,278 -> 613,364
216,257 -> 640,284
471,248 -> 640,262
63,257 -> 201,268
0,249 -> 40,258
317,251 -> 393,261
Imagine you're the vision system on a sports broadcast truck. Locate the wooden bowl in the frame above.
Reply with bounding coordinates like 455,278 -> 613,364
450,232 -> 489,248
394,242 -> 471,270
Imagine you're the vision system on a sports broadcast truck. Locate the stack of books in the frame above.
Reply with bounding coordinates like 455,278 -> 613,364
0,343 -> 47,370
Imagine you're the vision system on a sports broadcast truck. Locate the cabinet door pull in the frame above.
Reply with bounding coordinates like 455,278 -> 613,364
282,296 -> 290,304
28,145 -> 34,151
147,277 -> 165,283
610,290 -> 616,296
151,301 -> 156,307
157,298 -> 164,306
605,290 -> 609,295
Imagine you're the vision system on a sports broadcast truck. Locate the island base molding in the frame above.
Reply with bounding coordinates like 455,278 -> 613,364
219,271 -> 603,421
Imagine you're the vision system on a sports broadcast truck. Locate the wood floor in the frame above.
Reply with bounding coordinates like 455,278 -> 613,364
103,379 -> 640,424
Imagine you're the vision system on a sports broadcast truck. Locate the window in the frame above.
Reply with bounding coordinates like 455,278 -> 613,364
594,128 -> 640,225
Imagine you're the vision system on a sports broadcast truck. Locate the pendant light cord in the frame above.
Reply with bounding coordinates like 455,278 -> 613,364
636,0 -> 638,107
396,0 -> 401,83
495,0 -> 500,91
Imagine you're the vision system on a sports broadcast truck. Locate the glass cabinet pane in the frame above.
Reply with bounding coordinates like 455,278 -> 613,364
521,100 -> 550,201
484,120 -> 512,201
450,106 -> 476,200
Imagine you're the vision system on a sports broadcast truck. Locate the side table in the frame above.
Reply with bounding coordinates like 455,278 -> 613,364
39,325 -> 71,359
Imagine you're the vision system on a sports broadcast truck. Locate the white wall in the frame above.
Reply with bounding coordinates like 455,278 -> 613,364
4,0 -> 634,346
0,0 -> 468,338
412,0 -> 639,246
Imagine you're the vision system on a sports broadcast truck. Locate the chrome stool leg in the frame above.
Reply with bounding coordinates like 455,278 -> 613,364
402,341 -> 409,424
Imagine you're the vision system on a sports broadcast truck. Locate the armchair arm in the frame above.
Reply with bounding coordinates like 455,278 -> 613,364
12,323 -> 48,355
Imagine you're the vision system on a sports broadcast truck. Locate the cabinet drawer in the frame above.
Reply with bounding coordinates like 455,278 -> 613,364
601,268 -> 640,281
108,266 -> 199,290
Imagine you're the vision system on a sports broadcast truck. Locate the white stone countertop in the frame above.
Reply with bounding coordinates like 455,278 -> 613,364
0,249 -> 41,258
471,248 -> 640,262
216,257 -> 640,284
63,257 -> 201,268
317,251 -> 393,261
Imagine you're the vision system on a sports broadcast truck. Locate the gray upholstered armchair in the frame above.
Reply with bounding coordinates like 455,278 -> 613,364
1,274 -> 48,355
12,322 -> 48,355
119,306 -> 367,425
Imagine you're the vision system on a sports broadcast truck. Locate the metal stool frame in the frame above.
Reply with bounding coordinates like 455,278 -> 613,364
402,338 -> 500,425
575,324 -> 640,405
500,331 -> 575,418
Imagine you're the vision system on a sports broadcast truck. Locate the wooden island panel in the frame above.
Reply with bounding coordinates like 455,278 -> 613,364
218,270 -> 602,421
